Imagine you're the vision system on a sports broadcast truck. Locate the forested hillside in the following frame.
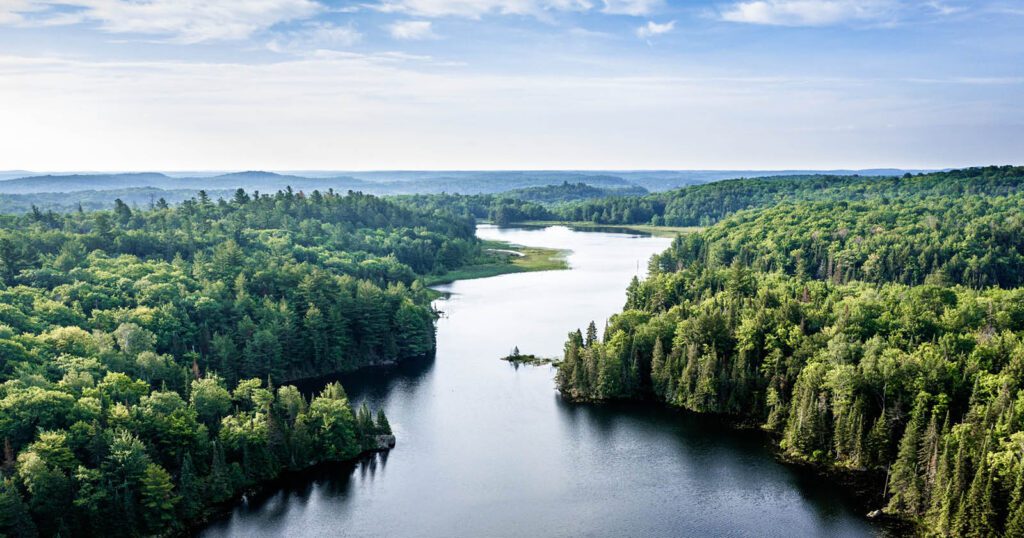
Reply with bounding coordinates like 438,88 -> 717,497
500,182 -> 647,204
396,192 -> 553,226
555,166 -> 1023,226
0,188 -> 478,535
556,167 -> 1024,535
395,182 -> 648,226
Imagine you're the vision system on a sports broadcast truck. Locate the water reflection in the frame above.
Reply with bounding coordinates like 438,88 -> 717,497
292,353 -> 436,401
202,225 -> 882,538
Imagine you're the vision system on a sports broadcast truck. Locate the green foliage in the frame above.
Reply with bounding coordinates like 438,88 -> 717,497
553,165 -> 1024,227
556,167 -> 1024,536
0,188 -> 457,534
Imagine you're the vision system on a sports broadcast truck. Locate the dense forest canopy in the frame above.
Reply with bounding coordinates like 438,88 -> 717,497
554,165 -> 1024,227
498,182 -> 647,204
0,187 -> 478,535
2,165 -> 1021,536
556,166 -> 1024,536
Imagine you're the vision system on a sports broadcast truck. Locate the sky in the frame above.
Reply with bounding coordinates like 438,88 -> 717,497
0,0 -> 1021,171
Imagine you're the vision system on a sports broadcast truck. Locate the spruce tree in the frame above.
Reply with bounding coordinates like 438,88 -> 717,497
140,464 -> 178,535
650,338 -> 667,399
0,478 -> 36,538
376,410 -> 392,435
177,452 -> 202,520
1005,463 -> 1024,537
585,322 -> 598,348
887,392 -> 929,515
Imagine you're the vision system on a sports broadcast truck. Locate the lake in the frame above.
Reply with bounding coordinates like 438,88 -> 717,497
201,224 -> 879,537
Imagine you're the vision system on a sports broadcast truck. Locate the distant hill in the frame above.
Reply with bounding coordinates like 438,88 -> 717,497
606,169 -> 935,191
0,170 -> 39,181
0,168 -> 931,195
0,170 -> 637,196
0,172 -> 373,195
553,166 -> 1020,226
501,182 -> 648,204
0,187 -> 228,214
0,168 -> 933,213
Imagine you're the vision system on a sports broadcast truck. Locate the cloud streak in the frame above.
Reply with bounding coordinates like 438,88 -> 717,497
1,0 -> 323,42
268,22 -> 362,53
387,20 -> 438,39
636,19 -> 674,38
372,0 -> 593,18
601,0 -> 661,16
719,0 -> 900,26
1,53 -> 1018,170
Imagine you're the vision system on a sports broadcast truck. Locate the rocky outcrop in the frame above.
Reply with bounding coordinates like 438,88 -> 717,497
373,434 -> 396,450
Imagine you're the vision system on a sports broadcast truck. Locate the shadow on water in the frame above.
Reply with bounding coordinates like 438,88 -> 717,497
554,396 -> 888,534
202,451 -> 393,533
289,352 -> 436,401
201,225 -> 893,537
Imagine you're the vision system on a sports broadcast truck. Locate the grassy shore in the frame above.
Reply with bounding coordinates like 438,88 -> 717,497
423,239 -> 568,286
514,221 -> 702,238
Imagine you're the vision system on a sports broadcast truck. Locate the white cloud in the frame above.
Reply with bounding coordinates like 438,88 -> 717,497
0,0 -> 323,42
387,20 -> 438,39
636,19 -> 673,38
719,0 -> 898,26
372,0 -> 592,18
567,26 -> 617,38
268,22 -> 362,52
305,22 -> 363,45
602,0 -> 661,16
924,1 -> 963,16
0,0 -> 51,24
3,52 -> 1018,171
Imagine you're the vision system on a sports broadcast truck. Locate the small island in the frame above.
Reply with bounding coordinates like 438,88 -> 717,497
500,346 -> 558,366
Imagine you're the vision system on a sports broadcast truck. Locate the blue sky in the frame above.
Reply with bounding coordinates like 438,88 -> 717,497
0,0 -> 1021,170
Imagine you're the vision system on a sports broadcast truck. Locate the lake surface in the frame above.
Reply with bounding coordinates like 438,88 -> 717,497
202,225 -> 879,537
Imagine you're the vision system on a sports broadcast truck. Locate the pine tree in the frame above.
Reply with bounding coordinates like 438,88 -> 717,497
928,436 -> 954,534
557,342 -> 579,394
207,442 -> 231,503
140,464 -> 178,535
955,451 -> 995,537
1006,463 -> 1024,537
570,347 -> 591,398
887,392 -> 929,515
867,412 -> 892,467
585,322 -> 598,348
178,452 -> 203,520
376,409 -> 392,435
650,338 -> 668,399
0,478 -> 36,538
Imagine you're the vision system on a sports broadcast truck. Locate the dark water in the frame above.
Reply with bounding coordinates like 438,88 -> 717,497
201,225 -> 879,537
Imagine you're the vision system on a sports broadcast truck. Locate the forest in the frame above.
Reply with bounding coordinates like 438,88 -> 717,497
556,166 -> 1024,536
554,166 -> 1024,227
4,166 -> 1023,536
0,187 -> 480,535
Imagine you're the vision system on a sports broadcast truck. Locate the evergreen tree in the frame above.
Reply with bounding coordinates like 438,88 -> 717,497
650,338 -> 667,399
585,321 -> 598,347
0,478 -> 36,537
376,410 -> 392,435
887,392 -> 929,515
140,464 -> 178,534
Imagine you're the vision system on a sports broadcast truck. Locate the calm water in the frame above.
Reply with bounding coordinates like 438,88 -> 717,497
202,225 -> 878,537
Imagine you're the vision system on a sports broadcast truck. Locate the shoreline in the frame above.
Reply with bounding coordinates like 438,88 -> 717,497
187,449 -> 391,536
511,220 -> 703,238
423,238 -> 569,286
556,392 -> 916,536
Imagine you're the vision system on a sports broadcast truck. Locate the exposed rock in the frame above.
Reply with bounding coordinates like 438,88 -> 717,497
373,434 -> 396,450
866,509 -> 883,519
